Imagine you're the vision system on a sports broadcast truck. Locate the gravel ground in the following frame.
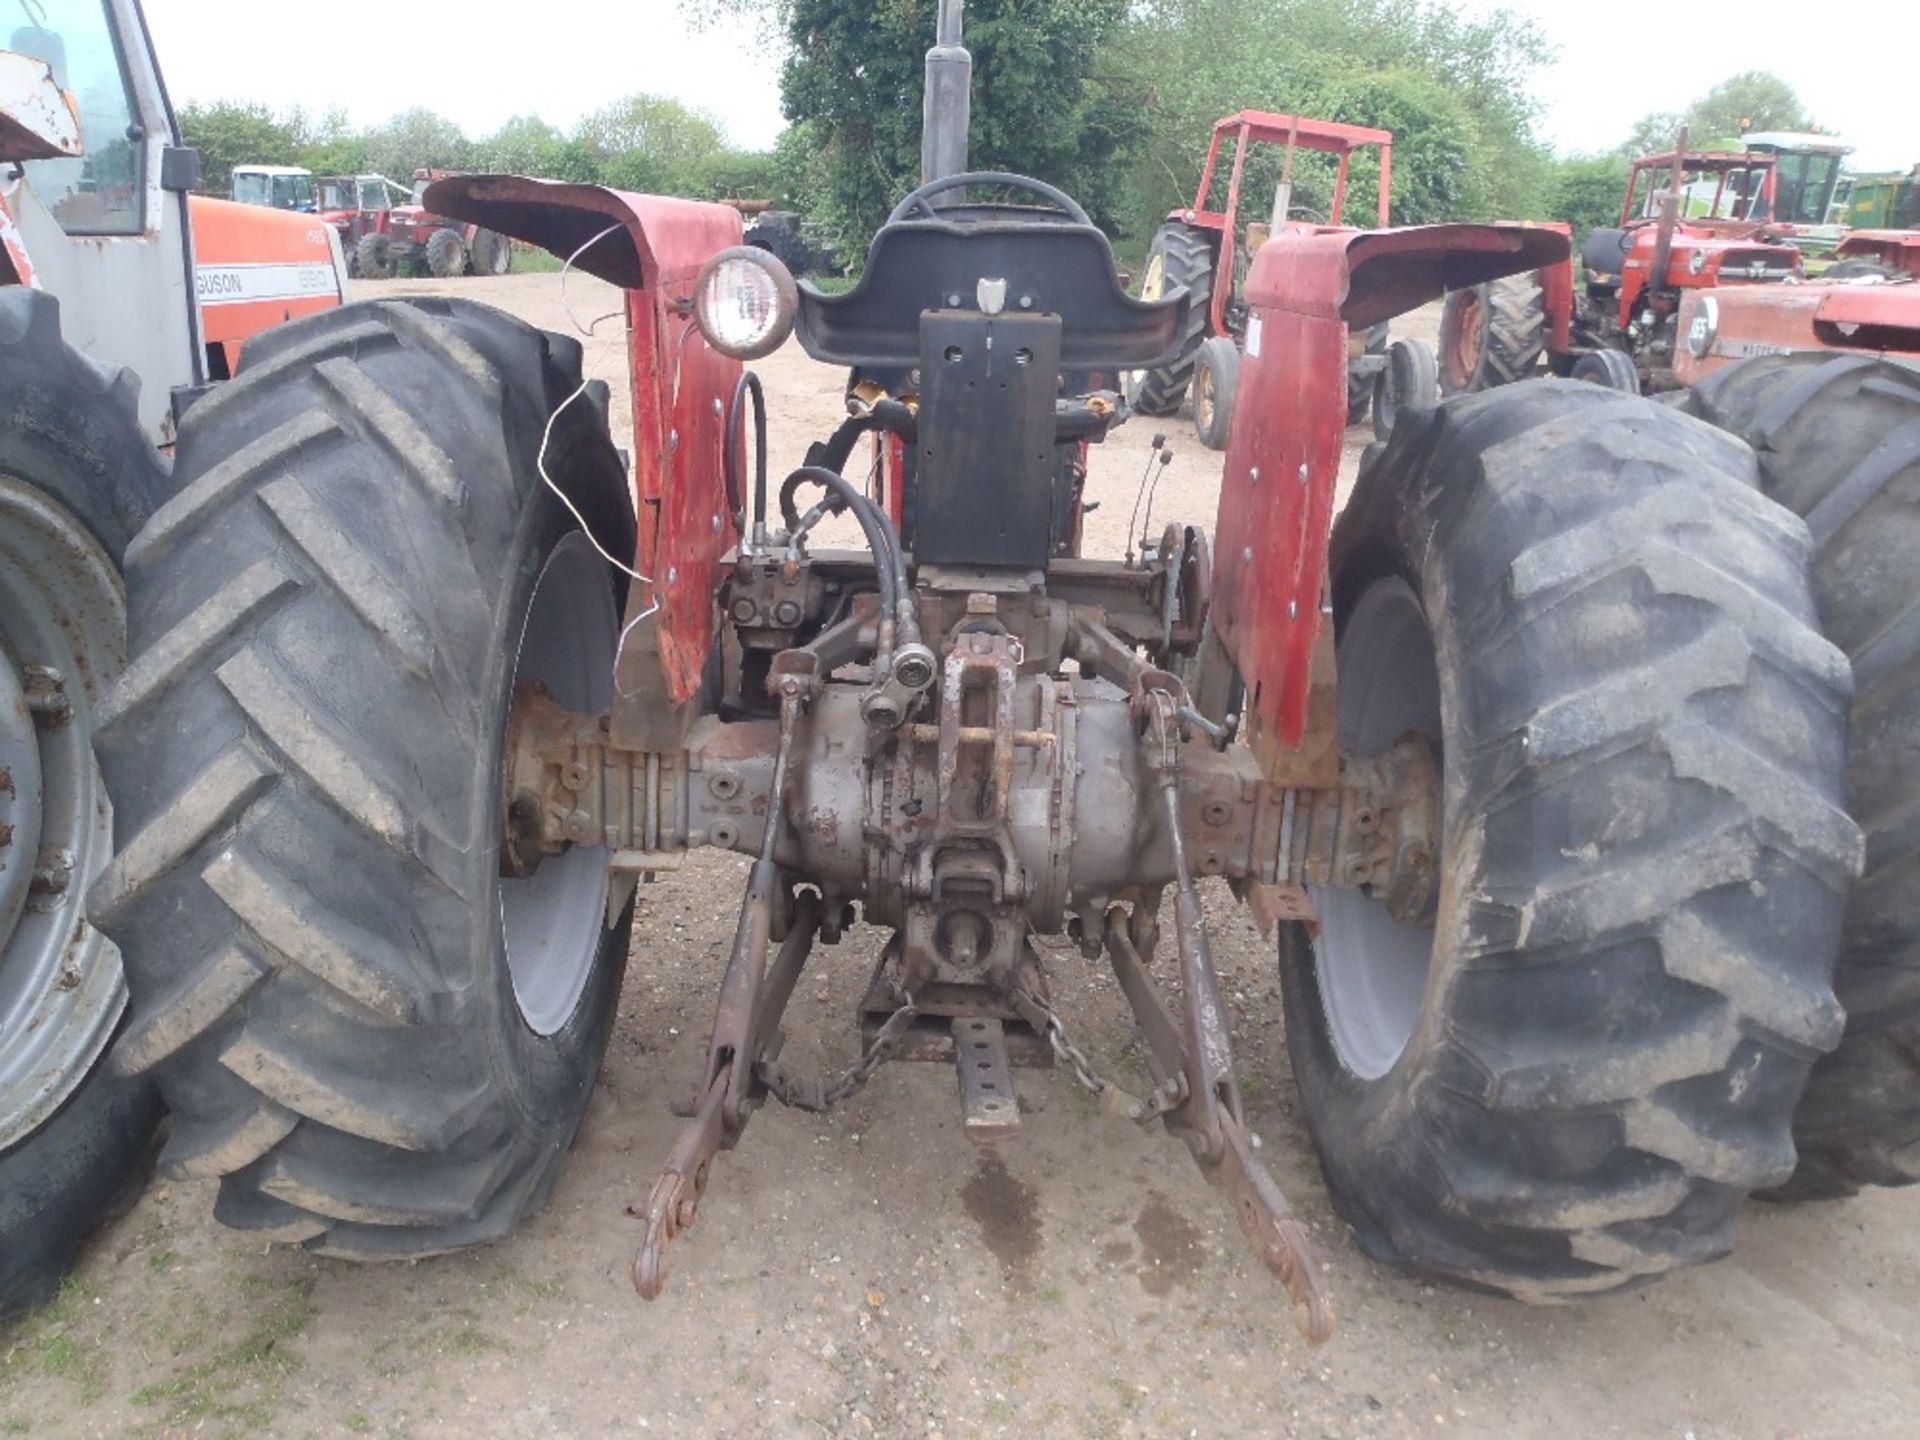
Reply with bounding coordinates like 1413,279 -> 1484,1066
3,269 -> 1916,1440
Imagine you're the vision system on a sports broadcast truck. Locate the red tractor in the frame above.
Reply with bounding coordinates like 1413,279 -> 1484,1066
315,173 -> 410,277
352,167 -> 515,279
71,1 -> 1920,1343
1440,144 -> 1807,394
1128,110 -> 1426,447
1669,232 -> 1920,385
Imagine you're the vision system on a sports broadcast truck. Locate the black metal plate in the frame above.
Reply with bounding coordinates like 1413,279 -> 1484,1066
910,310 -> 1061,571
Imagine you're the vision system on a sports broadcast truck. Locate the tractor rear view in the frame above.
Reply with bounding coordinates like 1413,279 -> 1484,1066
70,0 -> 1920,1348
1128,111 -> 1422,447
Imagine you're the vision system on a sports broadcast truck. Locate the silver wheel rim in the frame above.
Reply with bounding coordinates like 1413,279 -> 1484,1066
0,476 -> 128,1146
1310,576 -> 1443,1081
499,530 -> 617,1037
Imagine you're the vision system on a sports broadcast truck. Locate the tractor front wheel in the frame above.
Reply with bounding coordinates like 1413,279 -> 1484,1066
1369,337 -> 1436,441
1687,353 -> 1920,1200
1190,336 -> 1239,451
1282,381 -> 1859,1299
1571,348 -> 1640,392
94,298 -> 638,1258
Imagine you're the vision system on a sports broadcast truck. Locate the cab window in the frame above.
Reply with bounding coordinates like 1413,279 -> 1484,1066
232,171 -> 269,206
272,173 -> 315,211
11,0 -> 147,235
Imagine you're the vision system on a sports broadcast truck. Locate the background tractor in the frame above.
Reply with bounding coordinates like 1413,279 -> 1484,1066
69,0 -> 1920,1348
0,0 -> 343,1314
352,168 -> 515,279
1126,110 -> 1417,448
315,173 -> 410,277
1439,142 -> 1806,394
230,163 -> 316,212
1737,130 -> 1854,251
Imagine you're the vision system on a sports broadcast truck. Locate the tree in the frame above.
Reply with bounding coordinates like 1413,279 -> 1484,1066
1622,71 -> 1810,156
574,94 -> 729,195
474,116 -> 600,184
1621,110 -> 1688,159
1546,152 -> 1631,238
299,107 -> 370,179
1114,0 -> 1553,245
780,0 -> 1140,252
177,101 -> 302,194
1690,71 -> 1810,143
359,109 -> 472,181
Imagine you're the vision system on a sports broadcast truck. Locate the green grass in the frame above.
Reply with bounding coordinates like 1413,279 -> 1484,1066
130,1274 -> 315,1435
507,246 -> 565,274
0,1279 -> 106,1405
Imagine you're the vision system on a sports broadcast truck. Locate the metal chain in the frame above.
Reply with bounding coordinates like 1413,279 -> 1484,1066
756,990 -> 919,1114
1016,985 -> 1112,1097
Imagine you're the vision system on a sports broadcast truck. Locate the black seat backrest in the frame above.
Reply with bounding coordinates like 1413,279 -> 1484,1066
794,214 -> 1187,373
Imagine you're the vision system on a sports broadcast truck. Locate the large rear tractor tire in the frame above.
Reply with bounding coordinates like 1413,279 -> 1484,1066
425,227 -> 468,280
1686,353 -> 1920,1199
92,298 -> 638,1259
0,290 -> 166,1314
1127,223 -> 1215,417
1281,381 -> 1860,1299
1438,273 -> 1547,395
744,222 -> 812,279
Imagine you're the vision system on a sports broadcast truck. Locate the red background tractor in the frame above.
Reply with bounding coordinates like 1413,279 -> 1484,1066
1128,110 -> 1422,447
351,167 -> 515,279
1440,145 -> 1807,394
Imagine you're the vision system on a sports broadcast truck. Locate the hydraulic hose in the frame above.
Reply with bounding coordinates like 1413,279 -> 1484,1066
724,371 -> 768,544
779,465 -> 923,661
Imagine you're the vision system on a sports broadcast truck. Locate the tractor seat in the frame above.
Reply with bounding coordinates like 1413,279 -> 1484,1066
794,209 -> 1186,374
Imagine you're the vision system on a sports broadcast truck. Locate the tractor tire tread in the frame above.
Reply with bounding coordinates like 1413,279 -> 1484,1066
1287,382 -> 1856,1299
95,297 -> 633,1257
1130,224 -> 1215,416
1687,351 -> 1920,1199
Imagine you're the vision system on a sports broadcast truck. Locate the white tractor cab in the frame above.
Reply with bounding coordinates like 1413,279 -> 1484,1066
0,0 -> 341,1315
231,162 -> 316,212
1740,131 -> 1854,240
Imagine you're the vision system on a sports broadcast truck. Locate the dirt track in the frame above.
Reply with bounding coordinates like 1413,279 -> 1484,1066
4,271 -> 1917,1439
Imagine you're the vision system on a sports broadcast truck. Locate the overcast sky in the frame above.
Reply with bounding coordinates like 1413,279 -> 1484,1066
143,0 -> 1914,172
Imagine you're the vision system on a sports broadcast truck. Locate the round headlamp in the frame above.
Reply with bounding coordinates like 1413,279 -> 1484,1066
693,246 -> 798,360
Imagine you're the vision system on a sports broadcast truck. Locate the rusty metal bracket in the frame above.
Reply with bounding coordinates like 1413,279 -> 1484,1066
632,688 -> 816,1298
1090,695 -> 1337,1345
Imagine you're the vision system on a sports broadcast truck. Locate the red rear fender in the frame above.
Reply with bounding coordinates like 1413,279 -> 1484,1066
426,175 -> 745,707
1214,223 -> 1569,769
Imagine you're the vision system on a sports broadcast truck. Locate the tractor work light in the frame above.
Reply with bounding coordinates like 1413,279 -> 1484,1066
693,246 -> 798,360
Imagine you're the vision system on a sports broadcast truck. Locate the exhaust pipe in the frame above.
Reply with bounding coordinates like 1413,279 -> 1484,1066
921,0 -> 971,200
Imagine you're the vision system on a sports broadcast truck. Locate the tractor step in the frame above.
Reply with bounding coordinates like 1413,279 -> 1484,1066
952,1017 -> 1020,1143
